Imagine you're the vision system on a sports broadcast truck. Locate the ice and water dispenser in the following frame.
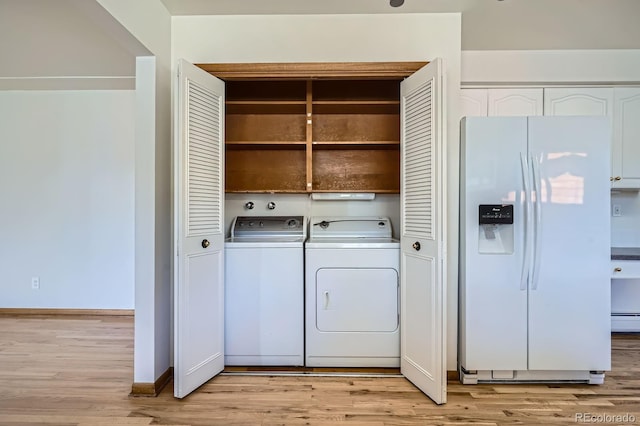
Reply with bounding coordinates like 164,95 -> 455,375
478,204 -> 514,254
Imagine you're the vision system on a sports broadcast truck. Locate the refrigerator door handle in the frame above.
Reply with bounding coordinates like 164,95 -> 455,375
530,153 -> 543,291
520,152 -> 532,291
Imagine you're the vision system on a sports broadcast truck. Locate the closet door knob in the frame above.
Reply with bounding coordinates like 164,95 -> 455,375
201,239 -> 210,249
614,267 -> 622,272
412,241 -> 421,251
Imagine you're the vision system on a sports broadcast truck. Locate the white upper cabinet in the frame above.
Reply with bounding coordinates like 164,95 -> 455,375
543,88 -> 614,117
460,88 -> 543,118
460,89 -> 488,118
488,89 -> 543,116
612,88 -> 640,189
462,86 -> 640,189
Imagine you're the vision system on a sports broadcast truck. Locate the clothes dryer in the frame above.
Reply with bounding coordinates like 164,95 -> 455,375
305,216 -> 400,367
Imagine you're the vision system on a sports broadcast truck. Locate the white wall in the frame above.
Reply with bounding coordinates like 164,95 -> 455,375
173,12 -> 462,370
0,0 -> 142,91
611,192 -> 640,247
96,0 -> 172,384
0,90 -> 135,309
225,194 -> 401,239
462,49 -> 640,85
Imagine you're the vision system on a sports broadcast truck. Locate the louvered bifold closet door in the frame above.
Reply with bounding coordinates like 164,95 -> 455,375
174,59 -> 225,399
187,82 -> 222,235
399,59 -> 447,405
404,82 -> 434,240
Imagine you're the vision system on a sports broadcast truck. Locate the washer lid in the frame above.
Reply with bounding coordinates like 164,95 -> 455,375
309,216 -> 393,239
231,216 -> 306,239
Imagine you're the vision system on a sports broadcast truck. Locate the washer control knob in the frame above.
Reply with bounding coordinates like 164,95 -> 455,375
267,201 -> 276,210
245,201 -> 254,210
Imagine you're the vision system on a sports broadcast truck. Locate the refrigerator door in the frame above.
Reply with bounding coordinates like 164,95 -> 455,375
527,116 -> 611,371
459,117 -> 529,371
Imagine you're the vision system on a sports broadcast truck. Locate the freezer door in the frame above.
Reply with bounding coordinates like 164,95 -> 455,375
459,117 -> 529,371
527,116 -> 611,371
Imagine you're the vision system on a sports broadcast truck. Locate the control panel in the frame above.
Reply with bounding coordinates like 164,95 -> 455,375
479,204 -> 514,225
478,205 -> 514,254
232,216 -> 305,238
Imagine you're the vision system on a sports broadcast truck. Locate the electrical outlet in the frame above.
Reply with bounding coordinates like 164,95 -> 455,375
613,204 -> 622,217
31,277 -> 40,290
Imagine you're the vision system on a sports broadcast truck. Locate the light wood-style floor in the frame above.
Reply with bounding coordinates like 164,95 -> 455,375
1,315 -> 639,426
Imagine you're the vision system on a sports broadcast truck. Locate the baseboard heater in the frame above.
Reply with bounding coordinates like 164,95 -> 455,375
611,313 -> 640,332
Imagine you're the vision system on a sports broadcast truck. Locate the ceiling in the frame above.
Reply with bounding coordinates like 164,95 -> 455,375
0,0 -> 147,89
1,0 -> 639,90
159,0 -> 640,51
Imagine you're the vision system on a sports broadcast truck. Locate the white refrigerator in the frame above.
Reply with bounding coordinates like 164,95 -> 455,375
459,116 -> 611,384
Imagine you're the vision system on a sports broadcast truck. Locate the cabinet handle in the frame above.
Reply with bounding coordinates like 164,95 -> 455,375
614,267 -> 622,272
615,176 -> 622,181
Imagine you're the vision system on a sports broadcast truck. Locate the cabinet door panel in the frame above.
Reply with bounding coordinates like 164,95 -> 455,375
488,89 -> 543,116
460,89 -> 488,118
543,88 -> 613,117
613,88 -> 640,188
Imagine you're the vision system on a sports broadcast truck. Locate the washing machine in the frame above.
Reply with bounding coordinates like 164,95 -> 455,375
305,216 -> 400,367
225,216 -> 306,366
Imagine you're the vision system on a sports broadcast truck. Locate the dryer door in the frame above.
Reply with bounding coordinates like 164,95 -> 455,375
316,268 -> 399,333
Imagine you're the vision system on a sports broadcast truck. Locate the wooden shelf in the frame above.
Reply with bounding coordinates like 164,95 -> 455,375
211,66 -> 407,194
226,148 -> 306,193
312,101 -> 399,114
225,189 -> 309,194
309,79 -> 400,100
226,80 -> 306,101
197,62 -> 427,80
227,101 -> 306,114
226,114 -> 306,142
312,141 -> 399,149
312,149 -> 400,193
313,113 -> 400,143
226,141 -> 307,149
311,189 -> 400,194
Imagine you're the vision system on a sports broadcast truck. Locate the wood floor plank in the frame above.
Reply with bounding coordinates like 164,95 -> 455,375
1,315 -> 639,425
